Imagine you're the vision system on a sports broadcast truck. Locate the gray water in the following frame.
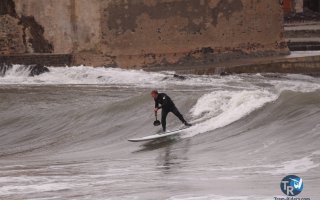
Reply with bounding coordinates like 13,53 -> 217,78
0,66 -> 320,200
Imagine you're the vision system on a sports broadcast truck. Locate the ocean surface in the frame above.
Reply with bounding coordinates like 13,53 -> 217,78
0,65 -> 319,200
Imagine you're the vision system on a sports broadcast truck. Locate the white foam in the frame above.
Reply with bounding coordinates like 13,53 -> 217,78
0,65 -> 167,86
183,90 -> 277,138
181,74 -> 320,137
267,156 -> 320,175
2,65 -> 319,92
0,65 -> 226,88
271,79 -> 320,94
0,65 -> 249,89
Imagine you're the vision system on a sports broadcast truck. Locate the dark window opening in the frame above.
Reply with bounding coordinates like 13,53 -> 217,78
304,0 -> 320,12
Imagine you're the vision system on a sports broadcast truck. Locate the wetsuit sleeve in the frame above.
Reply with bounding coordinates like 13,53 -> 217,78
155,97 -> 162,109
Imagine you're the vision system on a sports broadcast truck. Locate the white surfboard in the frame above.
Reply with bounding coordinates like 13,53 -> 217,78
128,127 -> 189,142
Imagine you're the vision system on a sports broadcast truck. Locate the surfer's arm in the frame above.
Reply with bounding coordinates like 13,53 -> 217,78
160,94 -> 171,107
154,101 -> 162,110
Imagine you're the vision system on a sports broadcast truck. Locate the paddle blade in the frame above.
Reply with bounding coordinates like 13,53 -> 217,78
153,120 -> 161,126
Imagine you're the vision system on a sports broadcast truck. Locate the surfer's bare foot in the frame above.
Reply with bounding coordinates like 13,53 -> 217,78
184,122 -> 192,126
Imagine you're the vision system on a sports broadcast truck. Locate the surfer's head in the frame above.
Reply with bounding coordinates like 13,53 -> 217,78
151,90 -> 158,98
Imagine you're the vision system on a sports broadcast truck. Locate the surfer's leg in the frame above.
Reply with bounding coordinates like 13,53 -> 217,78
171,106 -> 192,126
161,109 -> 169,132
171,106 -> 186,123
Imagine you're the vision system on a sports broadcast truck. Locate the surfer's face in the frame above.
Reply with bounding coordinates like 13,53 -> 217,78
151,93 -> 158,99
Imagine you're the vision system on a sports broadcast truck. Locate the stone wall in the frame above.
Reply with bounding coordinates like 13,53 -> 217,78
13,0 -> 101,54
100,0 -> 288,68
0,15 -> 25,54
0,0 -> 53,55
1,0 -> 288,68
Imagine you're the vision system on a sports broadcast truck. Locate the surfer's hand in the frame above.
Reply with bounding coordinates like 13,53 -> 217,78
154,108 -> 158,112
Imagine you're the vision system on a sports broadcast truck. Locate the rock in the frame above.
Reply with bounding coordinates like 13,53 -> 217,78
173,74 -> 186,80
220,71 -> 231,76
28,64 -> 49,76
0,63 -> 12,76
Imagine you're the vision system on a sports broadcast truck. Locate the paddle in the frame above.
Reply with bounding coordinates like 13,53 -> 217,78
153,111 -> 161,126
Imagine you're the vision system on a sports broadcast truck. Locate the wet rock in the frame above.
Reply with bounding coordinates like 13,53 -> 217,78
220,71 -> 231,76
173,74 -> 186,80
0,63 -> 12,76
28,64 -> 49,76
20,15 -> 54,53
261,73 -> 283,79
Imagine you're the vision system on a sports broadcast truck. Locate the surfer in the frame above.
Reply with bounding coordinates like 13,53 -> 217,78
151,90 -> 191,132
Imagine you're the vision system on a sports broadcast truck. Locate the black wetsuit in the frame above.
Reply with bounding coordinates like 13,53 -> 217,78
154,93 -> 186,132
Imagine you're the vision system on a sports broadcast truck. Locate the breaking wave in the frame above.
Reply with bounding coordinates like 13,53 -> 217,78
0,65 -> 320,199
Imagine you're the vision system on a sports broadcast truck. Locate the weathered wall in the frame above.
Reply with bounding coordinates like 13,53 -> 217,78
0,0 -> 53,55
100,0 -> 288,67
1,0 -> 288,67
14,0 -> 101,53
0,15 -> 25,54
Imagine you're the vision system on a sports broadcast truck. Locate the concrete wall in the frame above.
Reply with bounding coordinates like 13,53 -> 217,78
100,0 -> 288,67
14,0 -> 101,54
0,0 -> 288,68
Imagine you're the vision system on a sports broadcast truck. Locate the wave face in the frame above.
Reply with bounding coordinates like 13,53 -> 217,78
0,66 -> 320,199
